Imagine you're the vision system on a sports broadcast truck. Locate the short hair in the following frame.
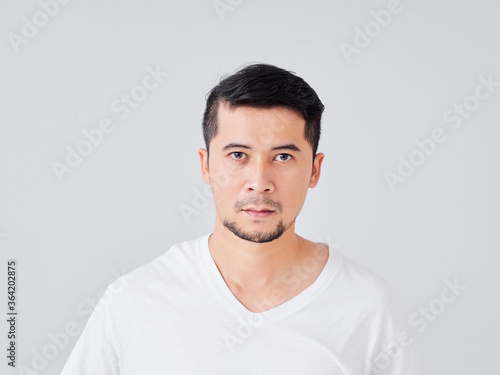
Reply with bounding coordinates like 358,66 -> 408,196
202,63 -> 325,160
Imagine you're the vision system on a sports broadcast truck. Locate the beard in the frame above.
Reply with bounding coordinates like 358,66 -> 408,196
222,217 -> 295,243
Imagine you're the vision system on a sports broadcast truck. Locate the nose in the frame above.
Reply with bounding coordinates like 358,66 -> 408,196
244,158 -> 275,194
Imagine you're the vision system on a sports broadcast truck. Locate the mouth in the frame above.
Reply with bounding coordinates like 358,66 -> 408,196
242,209 -> 275,218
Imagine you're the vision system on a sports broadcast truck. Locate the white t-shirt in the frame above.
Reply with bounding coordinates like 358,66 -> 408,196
61,232 -> 418,374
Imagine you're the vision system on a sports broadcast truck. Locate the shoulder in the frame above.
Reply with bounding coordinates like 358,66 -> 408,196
337,251 -> 390,293
328,249 -> 403,316
99,234 -> 208,307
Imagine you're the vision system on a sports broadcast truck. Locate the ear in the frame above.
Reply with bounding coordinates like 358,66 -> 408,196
309,152 -> 324,188
198,148 -> 210,184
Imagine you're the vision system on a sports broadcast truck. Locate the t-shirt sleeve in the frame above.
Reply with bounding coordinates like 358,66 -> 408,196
60,287 -> 120,375
366,287 -> 420,375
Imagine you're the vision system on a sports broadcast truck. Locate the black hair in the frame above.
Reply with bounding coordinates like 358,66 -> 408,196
202,63 -> 324,161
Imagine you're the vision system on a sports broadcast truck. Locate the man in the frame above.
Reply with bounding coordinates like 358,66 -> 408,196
61,64 -> 417,374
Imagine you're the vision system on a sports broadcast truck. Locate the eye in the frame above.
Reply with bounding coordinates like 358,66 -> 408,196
229,152 -> 247,160
275,153 -> 292,162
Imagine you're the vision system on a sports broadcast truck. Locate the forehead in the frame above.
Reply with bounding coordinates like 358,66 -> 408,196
215,103 -> 306,146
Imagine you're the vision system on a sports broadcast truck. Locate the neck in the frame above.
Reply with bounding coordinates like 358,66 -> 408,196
208,219 -> 307,294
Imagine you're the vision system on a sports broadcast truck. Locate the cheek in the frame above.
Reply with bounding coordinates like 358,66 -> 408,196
280,173 -> 310,211
286,187 -> 308,211
209,174 -> 241,210
208,158 -> 242,188
209,169 -> 234,198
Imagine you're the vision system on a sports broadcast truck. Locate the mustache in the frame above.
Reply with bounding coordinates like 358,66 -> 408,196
235,199 -> 282,213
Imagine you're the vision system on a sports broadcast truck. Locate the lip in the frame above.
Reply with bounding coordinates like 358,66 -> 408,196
244,206 -> 275,212
243,209 -> 275,218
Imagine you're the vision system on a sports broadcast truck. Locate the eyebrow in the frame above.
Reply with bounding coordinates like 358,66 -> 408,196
222,142 -> 302,152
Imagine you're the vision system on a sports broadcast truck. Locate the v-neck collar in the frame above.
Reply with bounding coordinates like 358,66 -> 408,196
199,232 -> 340,326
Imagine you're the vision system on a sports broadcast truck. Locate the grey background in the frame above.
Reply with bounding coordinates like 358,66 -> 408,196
1,0 -> 499,374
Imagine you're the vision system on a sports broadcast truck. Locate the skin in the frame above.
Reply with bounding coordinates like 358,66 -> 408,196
198,102 -> 327,313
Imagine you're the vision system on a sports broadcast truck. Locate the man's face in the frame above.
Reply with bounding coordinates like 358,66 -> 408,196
199,103 -> 324,243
